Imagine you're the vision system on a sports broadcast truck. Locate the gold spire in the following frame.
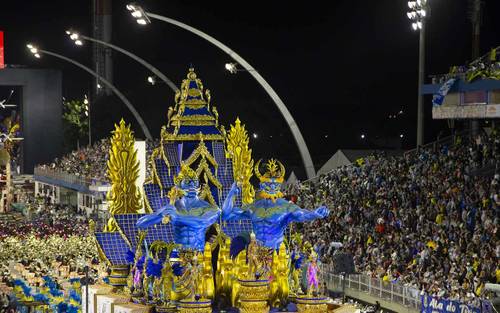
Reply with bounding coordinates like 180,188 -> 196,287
226,118 -> 255,204
104,119 -> 142,231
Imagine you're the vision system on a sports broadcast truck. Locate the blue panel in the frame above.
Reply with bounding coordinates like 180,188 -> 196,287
144,183 -> 169,212
178,125 -> 220,135
164,143 -> 180,167
222,220 -> 253,239
114,214 -> 175,250
422,78 -> 500,95
95,232 -> 130,265
212,141 -> 226,167
183,107 -> 211,116
144,222 -> 175,245
155,158 -> 175,188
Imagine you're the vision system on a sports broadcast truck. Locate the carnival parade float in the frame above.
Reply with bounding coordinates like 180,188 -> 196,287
91,68 -> 331,313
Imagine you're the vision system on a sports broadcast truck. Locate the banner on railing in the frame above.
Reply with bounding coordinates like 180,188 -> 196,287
421,295 -> 487,313
432,78 -> 457,106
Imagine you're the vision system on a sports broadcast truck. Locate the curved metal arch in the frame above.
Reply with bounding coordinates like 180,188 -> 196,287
145,12 -> 316,179
39,49 -> 153,140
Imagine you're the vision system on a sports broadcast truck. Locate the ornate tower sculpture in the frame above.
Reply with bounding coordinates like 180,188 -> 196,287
105,119 -> 142,231
226,118 -> 255,204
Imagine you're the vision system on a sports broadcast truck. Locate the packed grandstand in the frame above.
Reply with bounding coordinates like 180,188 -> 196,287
18,130 -> 499,310
286,131 -> 500,305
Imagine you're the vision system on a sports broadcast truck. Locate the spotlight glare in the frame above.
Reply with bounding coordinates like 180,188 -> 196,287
147,76 -> 155,85
361,134 -> 365,139
65,30 -> 71,35
137,18 -> 147,25
70,33 -> 79,40
34,53 -> 41,58
417,21 -> 423,29
412,23 -> 418,30
126,4 -> 135,11
75,40 -> 83,46
26,44 -> 33,49
30,48 -> 38,54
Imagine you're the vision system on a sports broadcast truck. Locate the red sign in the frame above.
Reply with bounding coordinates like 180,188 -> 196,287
0,31 -> 4,69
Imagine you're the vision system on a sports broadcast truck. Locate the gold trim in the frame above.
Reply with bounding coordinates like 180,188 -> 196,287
162,133 -> 225,141
172,114 -> 215,121
184,140 -> 218,169
199,183 -> 217,206
195,158 -> 222,189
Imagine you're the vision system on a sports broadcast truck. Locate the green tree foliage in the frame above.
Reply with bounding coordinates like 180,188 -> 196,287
62,99 -> 89,150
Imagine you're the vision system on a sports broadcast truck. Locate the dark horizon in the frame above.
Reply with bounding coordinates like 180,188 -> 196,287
1,0 -> 499,178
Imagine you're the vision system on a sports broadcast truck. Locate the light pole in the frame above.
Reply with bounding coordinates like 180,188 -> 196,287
84,95 -> 91,145
27,44 -> 153,140
126,3 -> 317,179
407,0 -> 429,147
66,30 -> 179,93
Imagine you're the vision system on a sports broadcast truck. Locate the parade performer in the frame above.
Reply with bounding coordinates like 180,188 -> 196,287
223,159 -> 329,250
137,164 -> 238,251
306,251 -> 320,296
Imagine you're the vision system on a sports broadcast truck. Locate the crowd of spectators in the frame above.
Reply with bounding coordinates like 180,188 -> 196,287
0,201 -> 89,240
287,132 -> 500,303
37,138 -> 160,183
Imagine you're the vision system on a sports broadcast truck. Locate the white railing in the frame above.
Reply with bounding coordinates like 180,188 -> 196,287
34,166 -> 109,188
320,265 -> 421,310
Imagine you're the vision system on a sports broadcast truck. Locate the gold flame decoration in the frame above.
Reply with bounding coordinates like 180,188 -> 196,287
104,119 -> 142,231
226,118 -> 254,205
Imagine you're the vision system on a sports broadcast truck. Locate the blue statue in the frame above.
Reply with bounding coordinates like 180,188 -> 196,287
223,159 -> 329,250
137,164 -> 238,251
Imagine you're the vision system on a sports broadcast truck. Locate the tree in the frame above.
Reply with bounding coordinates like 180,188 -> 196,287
62,99 -> 89,150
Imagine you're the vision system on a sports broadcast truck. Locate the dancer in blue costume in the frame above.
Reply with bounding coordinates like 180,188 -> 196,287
222,159 -> 329,250
137,164 -> 239,251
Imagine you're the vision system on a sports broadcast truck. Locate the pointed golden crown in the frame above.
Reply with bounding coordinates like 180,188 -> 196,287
173,163 -> 198,186
254,158 -> 285,183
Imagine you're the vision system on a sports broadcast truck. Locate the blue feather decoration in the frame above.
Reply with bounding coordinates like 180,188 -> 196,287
146,259 -> 162,278
126,250 -> 135,264
33,293 -> 49,303
172,263 -> 184,276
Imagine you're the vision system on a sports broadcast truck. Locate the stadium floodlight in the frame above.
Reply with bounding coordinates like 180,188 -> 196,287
75,40 -> 83,46
147,76 -> 155,85
127,3 -> 151,25
406,0 -> 431,146
252,133 -> 258,139
361,134 -> 366,139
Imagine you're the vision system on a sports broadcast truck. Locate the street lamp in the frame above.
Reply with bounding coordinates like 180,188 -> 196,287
406,0 -> 430,147
126,3 -> 317,179
225,62 -> 256,74
126,4 -> 150,25
66,29 -> 178,93
26,43 -> 153,140
84,95 -> 91,145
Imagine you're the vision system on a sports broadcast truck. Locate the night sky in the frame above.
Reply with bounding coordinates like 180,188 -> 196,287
1,0 -> 499,177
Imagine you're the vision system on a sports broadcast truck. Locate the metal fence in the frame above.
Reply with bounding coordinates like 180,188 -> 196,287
34,166 -> 109,188
320,265 -> 422,311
